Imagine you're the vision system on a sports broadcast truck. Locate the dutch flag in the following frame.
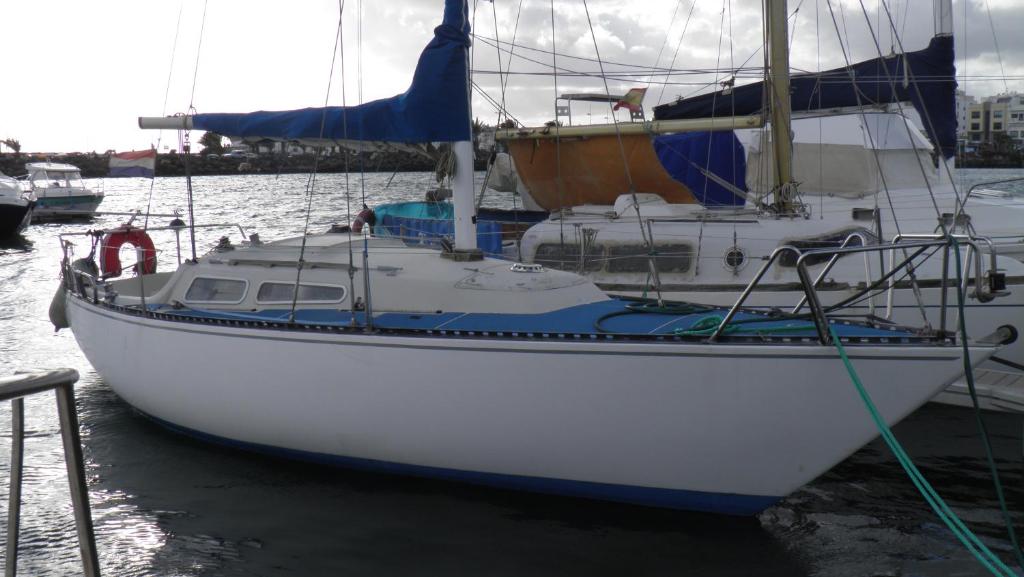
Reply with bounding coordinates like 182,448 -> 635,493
109,149 -> 157,178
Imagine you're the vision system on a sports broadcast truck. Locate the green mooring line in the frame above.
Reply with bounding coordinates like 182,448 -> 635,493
830,325 -> 1015,577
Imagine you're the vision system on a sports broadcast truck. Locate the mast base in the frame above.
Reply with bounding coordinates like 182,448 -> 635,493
441,248 -> 484,262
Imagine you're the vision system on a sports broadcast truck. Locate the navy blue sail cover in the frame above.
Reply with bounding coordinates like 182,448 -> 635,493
653,132 -> 747,207
192,0 -> 471,143
654,36 -> 956,158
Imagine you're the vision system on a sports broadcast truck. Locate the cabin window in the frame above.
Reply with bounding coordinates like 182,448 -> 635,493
778,228 -> 877,268
533,243 -> 603,272
257,282 -> 346,303
185,277 -> 248,303
606,243 -> 693,274
64,173 -> 84,188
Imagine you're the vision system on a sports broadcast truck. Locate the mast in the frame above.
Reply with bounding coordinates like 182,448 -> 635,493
766,0 -> 798,214
934,0 -> 952,36
449,0 -> 481,259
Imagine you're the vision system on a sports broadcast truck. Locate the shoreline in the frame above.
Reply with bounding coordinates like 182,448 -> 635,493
0,151 -> 487,178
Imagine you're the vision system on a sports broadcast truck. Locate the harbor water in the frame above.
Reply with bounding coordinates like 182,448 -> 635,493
1,169 -> 1023,576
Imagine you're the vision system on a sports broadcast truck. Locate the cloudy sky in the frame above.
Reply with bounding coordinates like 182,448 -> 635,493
1,0 -> 1021,153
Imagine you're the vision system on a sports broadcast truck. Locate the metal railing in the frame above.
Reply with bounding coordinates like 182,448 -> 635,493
709,234 -> 1003,344
1,369 -> 99,577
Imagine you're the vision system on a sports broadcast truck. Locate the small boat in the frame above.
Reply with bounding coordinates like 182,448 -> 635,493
0,171 -> 34,237
25,162 -> 104,221
55,0 -> 1007,516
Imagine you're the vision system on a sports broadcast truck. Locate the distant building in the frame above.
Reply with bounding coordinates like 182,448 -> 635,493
965,92 -> 1024,146
955,90 -> 975,139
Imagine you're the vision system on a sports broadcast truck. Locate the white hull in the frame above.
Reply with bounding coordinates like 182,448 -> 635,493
67,293 -> 986,514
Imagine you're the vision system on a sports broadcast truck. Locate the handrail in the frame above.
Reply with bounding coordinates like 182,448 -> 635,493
710,237 -> 988,345
791,231 -> 872,315
0,369 -> 99,577
57,222 -> 248,240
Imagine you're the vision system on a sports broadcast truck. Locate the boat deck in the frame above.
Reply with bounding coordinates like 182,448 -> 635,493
146,298 -> 931,342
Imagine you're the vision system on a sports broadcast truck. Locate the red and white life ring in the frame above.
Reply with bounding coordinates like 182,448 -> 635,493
99,228 -> 157,277
351,206 -> 376,233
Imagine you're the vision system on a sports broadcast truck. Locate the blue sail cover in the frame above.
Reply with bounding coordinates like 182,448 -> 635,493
653,132 -> 746,207
191,0 -> 471,143
654,36 -> 956,158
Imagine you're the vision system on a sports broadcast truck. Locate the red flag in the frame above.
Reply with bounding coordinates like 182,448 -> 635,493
613,88 -> 647,113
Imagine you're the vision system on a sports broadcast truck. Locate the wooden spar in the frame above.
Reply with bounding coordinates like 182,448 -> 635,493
766,0 -> 796,211
494,115 -> 763,141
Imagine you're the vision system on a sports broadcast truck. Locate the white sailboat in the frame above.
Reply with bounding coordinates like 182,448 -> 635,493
374,0 -> 1024,410
57,0 -> 1002,515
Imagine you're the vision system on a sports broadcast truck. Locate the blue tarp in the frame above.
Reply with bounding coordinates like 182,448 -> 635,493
653,132 -> 746,207
373,201 -> 547,256
191,0 -> 471,143
654,35 -> 956,158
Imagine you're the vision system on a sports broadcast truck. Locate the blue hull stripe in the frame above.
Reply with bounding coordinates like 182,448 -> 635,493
144,412 -> 780,516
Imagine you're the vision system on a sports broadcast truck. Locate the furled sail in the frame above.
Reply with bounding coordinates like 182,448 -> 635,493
654,35 -> 956,158
190,0 -> 470,144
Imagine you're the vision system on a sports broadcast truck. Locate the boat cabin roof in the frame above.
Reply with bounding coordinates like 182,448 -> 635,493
25,162 -> 82,174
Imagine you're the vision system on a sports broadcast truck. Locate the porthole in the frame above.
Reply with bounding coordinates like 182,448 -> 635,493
724,246 -> 746,272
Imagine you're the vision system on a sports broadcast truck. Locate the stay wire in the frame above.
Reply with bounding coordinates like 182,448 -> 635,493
182,0 -> 209,264
290,0 -> 346,324
874,1 -> 964,223
854,0 -> 947,231
580,0 -> 662,302
145,1 -> 185,231
551,0 -> 565,252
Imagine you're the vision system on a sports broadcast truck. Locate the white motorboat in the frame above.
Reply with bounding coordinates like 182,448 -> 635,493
55,0 -> 1003,515
0,171 -> 34,237
25,162 -> 104,220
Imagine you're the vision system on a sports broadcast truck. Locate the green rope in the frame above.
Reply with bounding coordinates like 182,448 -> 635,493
951,238 -> 1024,569
674,315 -> 817,337
830,325 -> 1015,576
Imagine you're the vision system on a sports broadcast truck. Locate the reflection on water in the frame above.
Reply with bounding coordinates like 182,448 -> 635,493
0,170 -> 1021,575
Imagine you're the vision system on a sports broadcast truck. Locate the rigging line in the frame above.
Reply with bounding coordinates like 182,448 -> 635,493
822,0 -> 901,238
646,0 -> 685,93
145,0 -> 185,231
983,0 -> 1010,94
472,82 -> 522,124
357,0 -> 367,208
472,36 -> 778,80
498,0 -> 526,120
856,0 -> 946,227
701,0 -> 729,206
817,0 -> 823,220
475,33 -> 698,73
471,0 -> 478,91
580,0 -> 662,302
181,0 -> 210,264
291,0 -> 346,324
656,0 -> 697,106
490,1 -> 508,126
188,0 -> 209,109
551,0 -> 565,252
874,0 -> 960,223
825,0 -> 930,325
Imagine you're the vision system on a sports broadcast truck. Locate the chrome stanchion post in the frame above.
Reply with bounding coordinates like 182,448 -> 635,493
54,383 -> 100,577
5,398 -> 24,577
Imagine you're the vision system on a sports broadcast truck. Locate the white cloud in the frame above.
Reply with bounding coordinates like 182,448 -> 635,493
1,0 -> 1021,152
